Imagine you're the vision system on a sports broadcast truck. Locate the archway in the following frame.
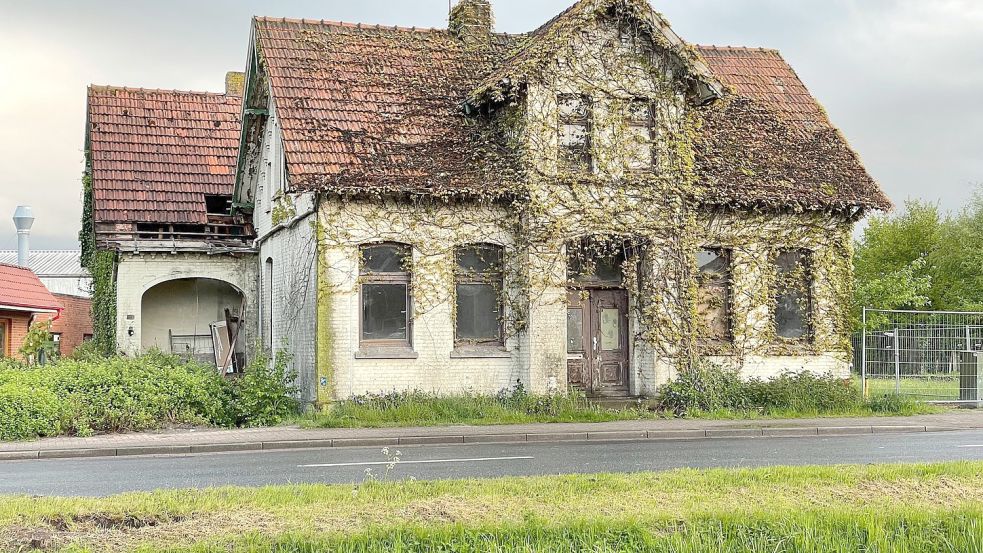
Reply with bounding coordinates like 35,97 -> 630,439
140,278 -> 244,368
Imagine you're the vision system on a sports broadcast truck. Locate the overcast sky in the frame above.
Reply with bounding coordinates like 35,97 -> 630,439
0,0 -> 980,250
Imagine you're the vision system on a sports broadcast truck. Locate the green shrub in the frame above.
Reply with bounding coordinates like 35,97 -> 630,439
657,362 -> 752,416
0,383 -> 63,440
657,362 -> 904,418
228,349 -> 299,427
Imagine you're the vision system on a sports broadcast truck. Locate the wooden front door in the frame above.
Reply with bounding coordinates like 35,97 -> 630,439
566,289 -> 630,397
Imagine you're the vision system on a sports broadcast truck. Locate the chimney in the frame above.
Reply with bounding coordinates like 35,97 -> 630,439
225,71 -> 245,97
12,205 -> 34,268
450,0 -> 493,46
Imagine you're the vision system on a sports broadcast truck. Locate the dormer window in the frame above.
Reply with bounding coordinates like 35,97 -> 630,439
557,93 -> 592,172
626,98 -> 655,171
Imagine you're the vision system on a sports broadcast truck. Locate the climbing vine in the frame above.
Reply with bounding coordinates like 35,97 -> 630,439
80,170 -> 117,356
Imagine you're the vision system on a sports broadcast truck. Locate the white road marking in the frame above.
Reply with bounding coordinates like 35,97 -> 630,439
298,456 -> 534,468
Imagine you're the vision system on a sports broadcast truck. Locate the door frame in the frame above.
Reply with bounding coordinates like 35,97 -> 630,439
566,287 -> 631,398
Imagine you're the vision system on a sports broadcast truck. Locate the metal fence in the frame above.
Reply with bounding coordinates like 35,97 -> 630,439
857,308 -> 983,404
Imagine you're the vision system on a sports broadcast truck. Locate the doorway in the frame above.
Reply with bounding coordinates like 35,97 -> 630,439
567,289 -> 630,397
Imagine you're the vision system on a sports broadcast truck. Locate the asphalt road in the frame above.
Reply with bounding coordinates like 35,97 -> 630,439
2,430 -> 982,497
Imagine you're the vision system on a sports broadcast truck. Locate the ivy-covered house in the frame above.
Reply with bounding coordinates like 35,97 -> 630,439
81,76 -> 258,368
234,0 -> 890,405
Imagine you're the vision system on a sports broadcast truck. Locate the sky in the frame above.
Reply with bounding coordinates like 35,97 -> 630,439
0,0 -> 980,250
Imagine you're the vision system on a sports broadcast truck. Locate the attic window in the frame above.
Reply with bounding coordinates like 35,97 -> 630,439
205,195 -> 232,215
626,98 -> 656,171
557,94 -> 592,173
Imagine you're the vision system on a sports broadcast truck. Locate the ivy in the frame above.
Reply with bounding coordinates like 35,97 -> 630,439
79,169 -> 118,356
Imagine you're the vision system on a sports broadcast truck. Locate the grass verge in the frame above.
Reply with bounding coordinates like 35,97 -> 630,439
2,462 -> 981,552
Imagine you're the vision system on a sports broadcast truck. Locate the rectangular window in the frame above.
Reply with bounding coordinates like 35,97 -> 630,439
360,244 -> 412,347
557,93 -> 592,172
774,249 -> 813,340
455,244 -> 504,345
51,333 -> 62,355
625,98 -> 655,171
696,248 -> 732,345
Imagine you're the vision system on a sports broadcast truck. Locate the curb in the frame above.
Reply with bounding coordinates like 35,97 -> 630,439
0,424 -> 955,462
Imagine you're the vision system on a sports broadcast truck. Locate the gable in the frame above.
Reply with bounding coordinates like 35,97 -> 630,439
467,0 -> 723,107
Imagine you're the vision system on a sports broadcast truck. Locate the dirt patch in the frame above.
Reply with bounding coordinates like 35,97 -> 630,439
45,512 -> 186,531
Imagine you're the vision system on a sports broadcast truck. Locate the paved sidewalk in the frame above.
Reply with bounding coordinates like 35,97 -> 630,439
2,410 -> 982,461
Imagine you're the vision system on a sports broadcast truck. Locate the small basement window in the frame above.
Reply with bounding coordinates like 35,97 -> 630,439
205,195 -> 233,215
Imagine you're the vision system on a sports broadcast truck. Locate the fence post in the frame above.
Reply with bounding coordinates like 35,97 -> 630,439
894,327 -> 901,395
861,308 -> 868,398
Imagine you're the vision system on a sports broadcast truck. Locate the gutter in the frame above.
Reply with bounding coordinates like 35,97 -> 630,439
253,193 -> 321,247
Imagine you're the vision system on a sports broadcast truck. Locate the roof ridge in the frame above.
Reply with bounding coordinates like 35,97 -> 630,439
696,44 -> 782,55
253,16 -> 446,34
88,84 -> 234,98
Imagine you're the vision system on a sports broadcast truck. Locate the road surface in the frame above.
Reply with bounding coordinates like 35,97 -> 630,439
2,430 -> 982,496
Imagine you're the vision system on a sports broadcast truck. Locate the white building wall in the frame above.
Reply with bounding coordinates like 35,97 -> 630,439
115,252 -> 257,357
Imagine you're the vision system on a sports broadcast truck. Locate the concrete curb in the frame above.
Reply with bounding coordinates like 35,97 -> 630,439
0,424 -> 955,462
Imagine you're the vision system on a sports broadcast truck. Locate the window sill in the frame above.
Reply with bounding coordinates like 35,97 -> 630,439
355,348 -> 419,360
450,346 -> 512,359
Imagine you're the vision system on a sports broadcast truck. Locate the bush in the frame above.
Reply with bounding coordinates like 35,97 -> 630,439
0,383 -> 63,440
227,349 -> 299,427
657,362 -> 868,417
0,350 -> 302,441
657,362 -> 752,416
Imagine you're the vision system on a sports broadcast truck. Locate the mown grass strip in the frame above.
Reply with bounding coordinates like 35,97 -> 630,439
2,462 -> 981,552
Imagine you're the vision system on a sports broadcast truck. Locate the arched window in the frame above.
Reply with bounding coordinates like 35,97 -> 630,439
360,243 -> 412,348
454,244 -> 504,346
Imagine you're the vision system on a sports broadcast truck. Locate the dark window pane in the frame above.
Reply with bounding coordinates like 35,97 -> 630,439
361,245 -> 408,274
455,283 -> 500,341
697,249 -> 728,278
457,245 -> 503,274
774,250 -> 811,339
568,254 -> 623,283
362,284 -> 407,341
567,309 -> 584,352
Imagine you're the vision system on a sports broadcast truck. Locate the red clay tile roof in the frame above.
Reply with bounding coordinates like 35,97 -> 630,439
248,6 -> 889,211
252,18 -> 523,193
86,86 -> 242,225
0,264 -> 62,313
693,46 -> 892,211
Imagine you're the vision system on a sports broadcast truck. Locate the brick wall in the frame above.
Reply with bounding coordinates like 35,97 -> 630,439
0,310 -> 34,359
40,294 -> 94,355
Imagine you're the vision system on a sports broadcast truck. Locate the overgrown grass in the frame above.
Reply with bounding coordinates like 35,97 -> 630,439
301,386 -> 656,428
2,462 -> 981,552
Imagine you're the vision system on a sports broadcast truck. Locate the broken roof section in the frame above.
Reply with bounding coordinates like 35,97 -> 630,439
85,85 -> 255,250
0,263 -> 62,314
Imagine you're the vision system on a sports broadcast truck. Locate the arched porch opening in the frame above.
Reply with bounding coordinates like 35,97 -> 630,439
141,277 -> 245,371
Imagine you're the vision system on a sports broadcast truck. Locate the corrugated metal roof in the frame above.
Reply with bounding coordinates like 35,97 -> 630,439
0,250 -> 89,277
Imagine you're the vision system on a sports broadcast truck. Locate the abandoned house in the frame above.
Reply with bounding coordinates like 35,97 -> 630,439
83,0 -> 890,405
83,74 -> 256,370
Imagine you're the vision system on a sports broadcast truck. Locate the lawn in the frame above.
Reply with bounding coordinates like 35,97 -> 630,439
862,375 -> 964,401
2,462 -> 981,552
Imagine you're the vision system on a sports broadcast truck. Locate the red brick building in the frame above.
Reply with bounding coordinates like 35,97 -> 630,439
0,263 -> 62,359
43,294 -> 94,355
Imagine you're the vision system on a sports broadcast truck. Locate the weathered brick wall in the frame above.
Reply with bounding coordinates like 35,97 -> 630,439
114,253 -> 258,357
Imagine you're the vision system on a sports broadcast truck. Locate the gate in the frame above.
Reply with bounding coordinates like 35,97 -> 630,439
859,309 -> 983,404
